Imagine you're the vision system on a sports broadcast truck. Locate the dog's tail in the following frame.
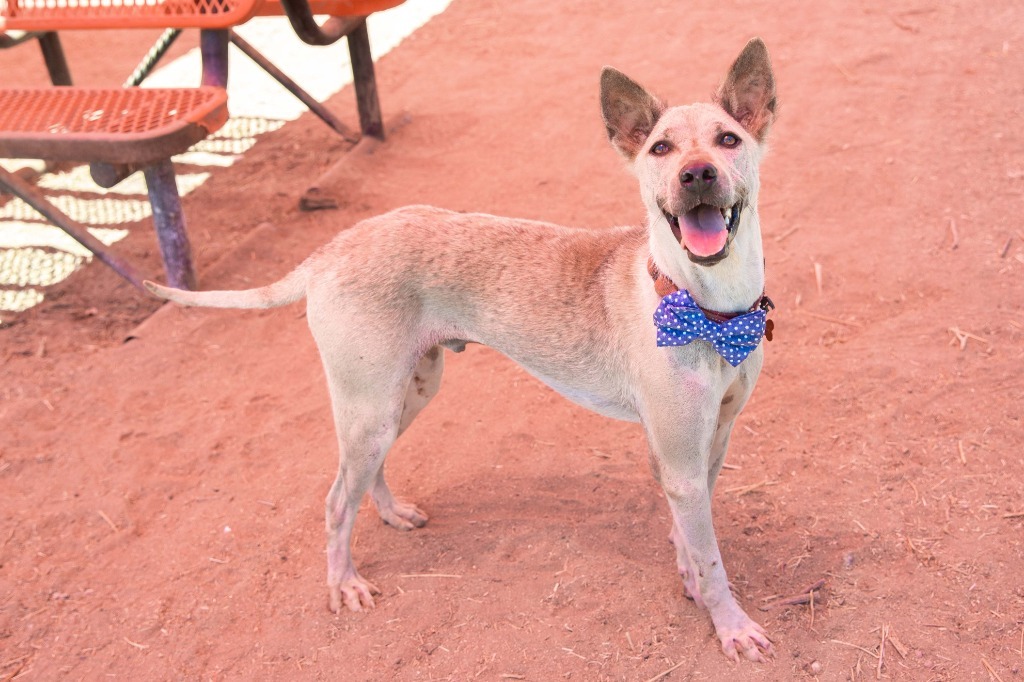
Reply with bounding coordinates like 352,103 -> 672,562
143,267 -> 308,310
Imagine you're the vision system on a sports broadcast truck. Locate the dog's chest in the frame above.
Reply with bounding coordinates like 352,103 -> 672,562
525,368 -> 640,423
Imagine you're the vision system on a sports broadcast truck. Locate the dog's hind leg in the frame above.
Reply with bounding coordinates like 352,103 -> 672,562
318,339 -> 443,613
370,346 -> 444,530
322,395 -> 402,613
312,323 -> 413,613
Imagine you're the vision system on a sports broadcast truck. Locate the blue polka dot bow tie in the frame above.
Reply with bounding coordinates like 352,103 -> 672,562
653,288 -> 772,367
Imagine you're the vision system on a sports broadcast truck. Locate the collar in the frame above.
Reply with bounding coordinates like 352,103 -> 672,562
647,256 -> 775,339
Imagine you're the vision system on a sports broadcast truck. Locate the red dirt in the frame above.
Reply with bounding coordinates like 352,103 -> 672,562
2,1 -> 1024,680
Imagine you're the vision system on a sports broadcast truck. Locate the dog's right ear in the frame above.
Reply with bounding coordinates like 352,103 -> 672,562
600,67 -> 666,161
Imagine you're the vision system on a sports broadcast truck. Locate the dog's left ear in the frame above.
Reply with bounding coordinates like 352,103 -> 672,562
716,38 -> 777,142
601,67 -> 666,160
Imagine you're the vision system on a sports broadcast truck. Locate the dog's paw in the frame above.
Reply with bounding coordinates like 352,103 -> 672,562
378,498 -> 428,531
328,572 -> 381,613
717,616 -> 773,663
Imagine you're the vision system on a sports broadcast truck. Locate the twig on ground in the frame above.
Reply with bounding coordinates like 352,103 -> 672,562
759,579 -> 826,611
798,310 -> 863,328
906,536 -> 936,563
830,639 -> 879,659
97,510 -> 118,533
1,655 -> 32,682
643,659 -> 686,682
877,623 -> 888,679
887,633 -> 909,659
958,440 -> 968,465
813,262 -> 823,295
1000,236 -> 1013,258
0,656 -> 29,671
1,658 -> 29,682
1007,511 -> 1024,519
981,656 -> 1005,682
724,479 -> 779,496
889,14 -> 919,32
949,217 -> 959,250
948,326 -> 989,350
123,637 -> 148,650
399,573 -> 462,579
829,57 -> 856,82
774,226 -> 800,242
1,525 -> 15,548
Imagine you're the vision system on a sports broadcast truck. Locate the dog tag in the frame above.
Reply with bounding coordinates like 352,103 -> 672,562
764,319 -> 774,342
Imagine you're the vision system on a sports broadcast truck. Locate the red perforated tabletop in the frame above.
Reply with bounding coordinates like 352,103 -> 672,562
0,87 -> 228,164
0,0 -> 260,31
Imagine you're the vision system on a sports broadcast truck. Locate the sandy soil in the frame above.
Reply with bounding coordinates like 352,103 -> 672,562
2,1 -> 1024,680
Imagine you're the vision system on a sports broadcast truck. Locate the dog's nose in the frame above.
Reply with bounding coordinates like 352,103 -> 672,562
679,163 -> 718,188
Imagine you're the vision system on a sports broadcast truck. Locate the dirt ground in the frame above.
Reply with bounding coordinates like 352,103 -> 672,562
2,1 -> 1024,680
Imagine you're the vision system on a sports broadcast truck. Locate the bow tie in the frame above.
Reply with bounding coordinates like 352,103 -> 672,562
653,289 -> 769,366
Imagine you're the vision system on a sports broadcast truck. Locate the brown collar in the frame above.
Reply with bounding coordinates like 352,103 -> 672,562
647,257 -> 775,339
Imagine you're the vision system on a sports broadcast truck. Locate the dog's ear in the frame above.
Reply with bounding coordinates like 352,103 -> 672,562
716,38 -> 777,142
600,67 -> 666,160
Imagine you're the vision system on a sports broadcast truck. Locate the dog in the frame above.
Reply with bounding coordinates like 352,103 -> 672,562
146,38 -> 778,662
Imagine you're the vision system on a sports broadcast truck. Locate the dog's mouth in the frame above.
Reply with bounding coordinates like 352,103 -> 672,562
662,202 -> 743,266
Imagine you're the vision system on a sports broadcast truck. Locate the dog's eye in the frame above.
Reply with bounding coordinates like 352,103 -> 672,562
650,141 -> 671,156
719,132 -> 740,148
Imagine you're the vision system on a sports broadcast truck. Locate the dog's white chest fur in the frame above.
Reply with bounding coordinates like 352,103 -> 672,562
527,367 -> 640,421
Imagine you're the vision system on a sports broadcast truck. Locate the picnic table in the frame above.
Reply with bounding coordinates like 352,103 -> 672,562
0,0 -> 402,290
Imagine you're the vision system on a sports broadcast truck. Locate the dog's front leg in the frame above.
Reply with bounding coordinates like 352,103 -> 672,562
645,389 -> 772,662
668,413 -> 741,609
659,463 -> 773,661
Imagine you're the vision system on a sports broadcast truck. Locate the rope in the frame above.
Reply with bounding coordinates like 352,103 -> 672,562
123,29 -> 182,87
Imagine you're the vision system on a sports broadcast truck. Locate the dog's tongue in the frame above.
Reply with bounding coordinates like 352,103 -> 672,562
680,205 -> 728,257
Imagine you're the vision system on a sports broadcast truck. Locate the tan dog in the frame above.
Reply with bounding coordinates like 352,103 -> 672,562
146,38 -> 778,662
